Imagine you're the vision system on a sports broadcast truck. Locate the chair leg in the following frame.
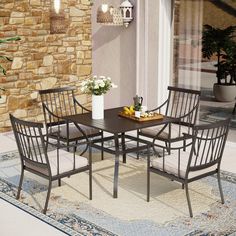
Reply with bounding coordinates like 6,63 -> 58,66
217,171 -> 224,204
74,140 -> 78,152
165,142 -> 170,155
43,180 -> 52,214
183,139 -> 186,152
45,134 -> 49,151
147,147 -> 150,202
185,182 -> 193,217
182,183 -> 184,189
121,133 -> 126,164
16,168 -> 24,199
137,130 -> 140,159
89,144 -> 92,200
232,102 -> 236,115
101,131 -> 104,161
58,178 -> 61,187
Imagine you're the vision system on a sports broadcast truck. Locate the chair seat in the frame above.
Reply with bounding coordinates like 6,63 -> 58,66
25,149 -> 88,177
151,151 -> 217,179
140,124 -> 190,140
50,123 -> 100,140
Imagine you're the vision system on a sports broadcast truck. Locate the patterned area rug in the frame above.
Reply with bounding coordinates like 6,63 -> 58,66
199,88 -> 236,129
0,148 -> 236,236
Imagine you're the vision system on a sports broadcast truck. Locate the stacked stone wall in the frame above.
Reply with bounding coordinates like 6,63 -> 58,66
0,0 -> 92,131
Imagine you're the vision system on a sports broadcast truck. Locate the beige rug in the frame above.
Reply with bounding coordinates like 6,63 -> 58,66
25,153 -> 218,224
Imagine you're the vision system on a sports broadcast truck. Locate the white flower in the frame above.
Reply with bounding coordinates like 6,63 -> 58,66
99,75 -> 105,79
107,77 -> 111,81
111,83 -> 118,88
94,84 -> 99,89
100,81 -> 105,87
81,87 -> 85,92
81,81 -> 87,87
96,79 -> 103,85
93,75 -> 97,79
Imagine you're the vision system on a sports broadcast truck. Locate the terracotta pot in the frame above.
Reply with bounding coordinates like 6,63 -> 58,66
213,83 -> 236,102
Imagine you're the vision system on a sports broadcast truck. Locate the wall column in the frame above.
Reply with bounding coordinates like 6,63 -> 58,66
136,0 -> 173,109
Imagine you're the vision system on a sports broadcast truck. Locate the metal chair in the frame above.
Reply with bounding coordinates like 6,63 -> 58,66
39,86 -> 104,159
147,118 -> 230,217
138,86 -> 201,157
10,114 -> 92,214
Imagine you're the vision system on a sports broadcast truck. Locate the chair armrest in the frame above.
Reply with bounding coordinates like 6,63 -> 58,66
74,98 -> 91,113
183,133 -> 194,139
148,99 -> 168,113
43,104 -> 63,121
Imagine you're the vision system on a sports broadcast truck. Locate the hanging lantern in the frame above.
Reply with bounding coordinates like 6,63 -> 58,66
120,0 -> 133,27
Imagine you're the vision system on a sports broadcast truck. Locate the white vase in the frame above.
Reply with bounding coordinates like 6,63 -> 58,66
92,94 -> 104,119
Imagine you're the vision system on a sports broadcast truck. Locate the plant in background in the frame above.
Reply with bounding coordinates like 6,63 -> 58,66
0,36 -> 21,96
81,75 -> 117,95
202,24 -> 236,85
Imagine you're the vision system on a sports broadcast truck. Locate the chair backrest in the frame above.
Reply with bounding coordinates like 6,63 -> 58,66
10,114 -> 50,174
165,86 -> 201,127
39,87 -> 77,126
187,118 -> 230,176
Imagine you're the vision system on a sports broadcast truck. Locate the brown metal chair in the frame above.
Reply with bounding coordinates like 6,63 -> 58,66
138,86 -> 201,157
147,118 -> 230,217
39,87 -> 104,159
10,114 -> 92,214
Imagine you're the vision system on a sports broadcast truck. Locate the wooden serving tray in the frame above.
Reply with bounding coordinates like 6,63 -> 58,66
119,112 -> 164,122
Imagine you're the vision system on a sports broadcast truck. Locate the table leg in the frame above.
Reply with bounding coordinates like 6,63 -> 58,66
113,134 -> 120,198
121,132 -> 126,163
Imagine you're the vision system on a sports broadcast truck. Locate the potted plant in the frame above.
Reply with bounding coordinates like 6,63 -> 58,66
0,36 -> 21,97
202,24 -> 236,102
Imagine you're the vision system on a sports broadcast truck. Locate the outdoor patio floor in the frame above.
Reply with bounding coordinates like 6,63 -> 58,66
0,130 -> 235,235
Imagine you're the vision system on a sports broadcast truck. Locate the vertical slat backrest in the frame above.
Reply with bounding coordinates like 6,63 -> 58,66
187,119 -> 230,173
166,87 -> 201,127
39,87 -> 77,126
10,114 -> 50,168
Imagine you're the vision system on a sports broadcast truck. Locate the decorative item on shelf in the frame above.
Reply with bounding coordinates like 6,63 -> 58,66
81,75 -> 117,119
96,0 -> 133,27
97,4 -> 113,24
112,8 -> 123,26
120,0 -> 133,28
50,0 -> 67,34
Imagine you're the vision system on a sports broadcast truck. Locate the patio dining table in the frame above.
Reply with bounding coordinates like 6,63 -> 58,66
64,107 -> 176,198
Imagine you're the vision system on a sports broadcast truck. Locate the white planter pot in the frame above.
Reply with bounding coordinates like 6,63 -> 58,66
92,95 -> 104,119
213,83 -> 236,102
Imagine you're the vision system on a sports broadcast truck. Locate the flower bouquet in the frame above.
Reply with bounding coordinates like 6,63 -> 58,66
81,75 -> 117,119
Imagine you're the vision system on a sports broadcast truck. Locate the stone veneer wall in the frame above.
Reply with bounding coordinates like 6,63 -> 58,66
0,0 -> 92,131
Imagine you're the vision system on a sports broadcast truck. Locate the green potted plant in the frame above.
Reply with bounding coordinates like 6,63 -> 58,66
0,36 -> 21,97
202,24 -> 236,102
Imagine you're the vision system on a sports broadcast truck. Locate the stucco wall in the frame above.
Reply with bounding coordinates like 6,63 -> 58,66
92,0 -> 136,108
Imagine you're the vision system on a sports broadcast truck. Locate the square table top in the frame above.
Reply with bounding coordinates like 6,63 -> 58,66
64,107 -> 176,134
